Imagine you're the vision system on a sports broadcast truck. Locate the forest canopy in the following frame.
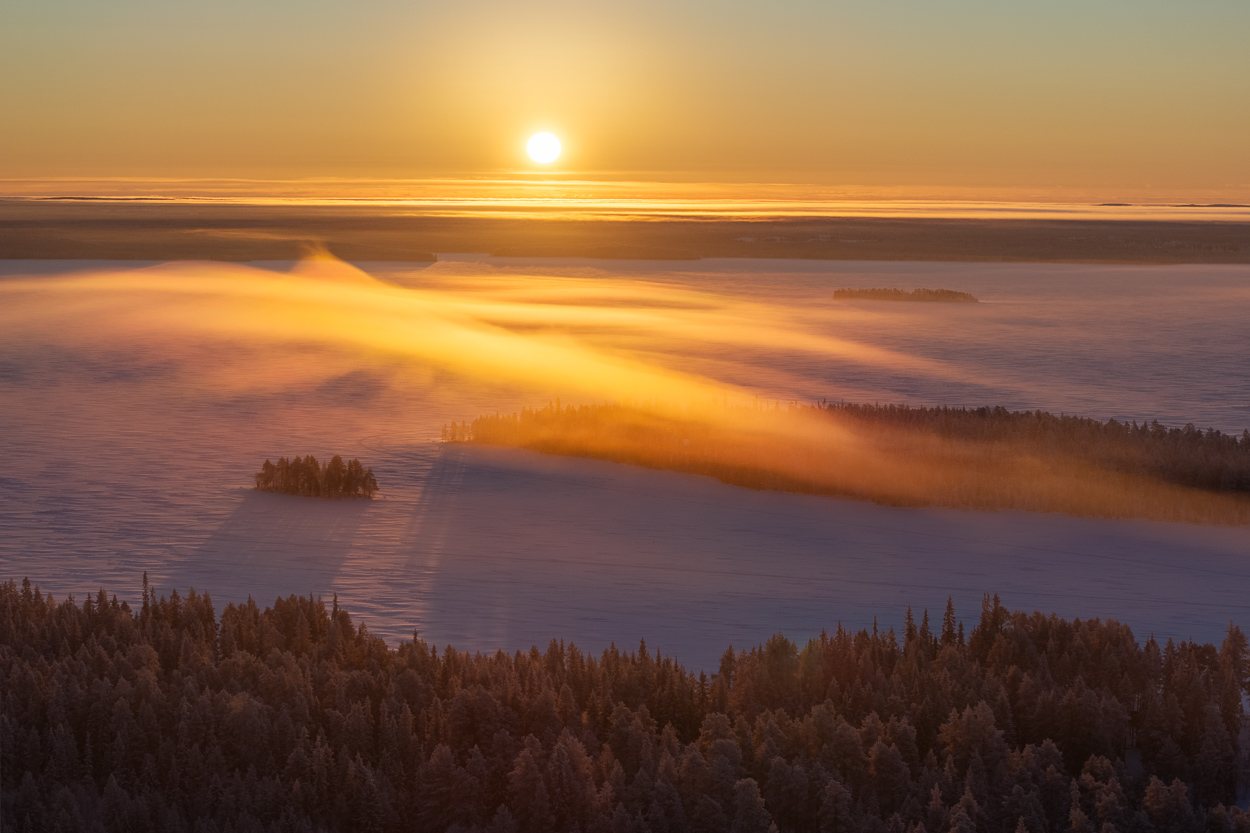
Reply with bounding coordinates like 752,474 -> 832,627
832,289 -> 979,303
444,401 -> 1250,525
255,455 -> 378,499
1,578 -> 1248,832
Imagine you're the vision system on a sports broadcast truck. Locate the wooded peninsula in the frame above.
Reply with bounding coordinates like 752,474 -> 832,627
254,455 -> 378,499
1,578 -> 1247,832
444,401 -> 1250,525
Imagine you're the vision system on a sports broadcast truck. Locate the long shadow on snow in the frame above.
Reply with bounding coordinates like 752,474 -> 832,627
168,489 -> 374,609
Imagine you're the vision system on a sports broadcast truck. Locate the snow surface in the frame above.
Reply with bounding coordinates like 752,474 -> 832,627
2,257 -> 1249,670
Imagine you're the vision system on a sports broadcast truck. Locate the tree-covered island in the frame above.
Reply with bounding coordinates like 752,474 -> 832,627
254,455 -> 378,499
833,289 -> 979,302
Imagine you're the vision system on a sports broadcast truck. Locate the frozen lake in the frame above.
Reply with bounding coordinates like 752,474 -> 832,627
1,257 -> 1248,668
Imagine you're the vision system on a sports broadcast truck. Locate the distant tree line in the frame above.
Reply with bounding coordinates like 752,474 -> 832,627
3,577 -> 1249,833
821,403 -> 1250,493
833,289 -> 979,303
255,455 -> 378,499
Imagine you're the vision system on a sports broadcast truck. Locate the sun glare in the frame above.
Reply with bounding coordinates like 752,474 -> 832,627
527,132 -> 562,164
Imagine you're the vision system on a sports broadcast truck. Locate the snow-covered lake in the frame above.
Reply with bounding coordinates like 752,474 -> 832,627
2,257 -> 1248,669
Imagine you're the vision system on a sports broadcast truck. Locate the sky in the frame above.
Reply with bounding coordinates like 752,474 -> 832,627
2,0 -> 1248,200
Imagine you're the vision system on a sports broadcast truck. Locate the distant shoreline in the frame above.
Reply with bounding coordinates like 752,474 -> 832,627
3,201 -> 1249,264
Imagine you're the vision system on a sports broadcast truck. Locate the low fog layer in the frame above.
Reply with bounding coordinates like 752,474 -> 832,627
1,257 -> 1248,661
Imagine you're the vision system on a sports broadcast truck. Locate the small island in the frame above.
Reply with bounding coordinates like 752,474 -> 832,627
254,454 -> 378,498
834,287 -> 979,302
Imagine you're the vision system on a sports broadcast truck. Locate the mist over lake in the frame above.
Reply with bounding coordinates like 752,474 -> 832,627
2,256 -> 1248,668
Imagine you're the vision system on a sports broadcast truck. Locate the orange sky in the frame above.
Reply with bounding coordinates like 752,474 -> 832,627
2,0 -> 1248,202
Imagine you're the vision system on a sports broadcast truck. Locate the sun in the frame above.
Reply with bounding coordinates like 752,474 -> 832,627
527,132 -> 561,164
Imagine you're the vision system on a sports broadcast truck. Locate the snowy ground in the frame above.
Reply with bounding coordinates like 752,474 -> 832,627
2,257 -> 1248,670
182,443 -> 1250,669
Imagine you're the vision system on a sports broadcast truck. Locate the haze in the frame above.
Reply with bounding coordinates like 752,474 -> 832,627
3,0 -> 1249,200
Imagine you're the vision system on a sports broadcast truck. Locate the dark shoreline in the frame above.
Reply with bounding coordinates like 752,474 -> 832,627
3,200 -> 1249,263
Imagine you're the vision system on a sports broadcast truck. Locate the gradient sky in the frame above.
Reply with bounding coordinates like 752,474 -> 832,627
2,0 -> 1248,197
